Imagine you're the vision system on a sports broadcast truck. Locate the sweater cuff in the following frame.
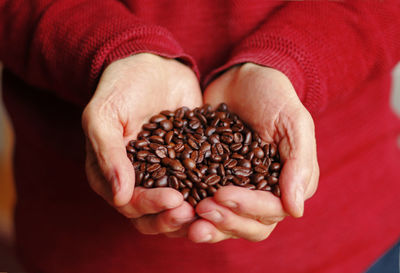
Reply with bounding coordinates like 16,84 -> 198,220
90,26 -> 200,91
204,35 -> 324,114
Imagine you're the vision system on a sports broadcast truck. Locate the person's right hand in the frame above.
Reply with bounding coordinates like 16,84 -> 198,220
82,53 -> 202,236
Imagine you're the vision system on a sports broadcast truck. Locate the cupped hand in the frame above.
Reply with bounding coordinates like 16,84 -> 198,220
188,63 -> 319,243
82,53 -> 202,236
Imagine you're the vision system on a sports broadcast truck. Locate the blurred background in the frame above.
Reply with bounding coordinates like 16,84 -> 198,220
0,63 -> 400,271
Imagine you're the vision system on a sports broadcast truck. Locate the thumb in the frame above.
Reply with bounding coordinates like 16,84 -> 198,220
278,110 -> 316,218
82,107 -> 135,207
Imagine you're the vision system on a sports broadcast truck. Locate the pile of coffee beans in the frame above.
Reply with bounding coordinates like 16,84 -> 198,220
126,103 -> 282,207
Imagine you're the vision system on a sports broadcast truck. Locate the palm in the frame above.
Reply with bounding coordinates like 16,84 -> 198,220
204,63 -> 318,218
83,53 -> 202,236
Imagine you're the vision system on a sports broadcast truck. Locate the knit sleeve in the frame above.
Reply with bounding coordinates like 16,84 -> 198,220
204,1 -> 400,115
0,0 -> 198,107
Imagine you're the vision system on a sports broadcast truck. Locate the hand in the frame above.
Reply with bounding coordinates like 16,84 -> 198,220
187,63 -> 319,243
82,53 -> 202,236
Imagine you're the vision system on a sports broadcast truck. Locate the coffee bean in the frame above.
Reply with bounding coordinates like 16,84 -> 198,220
165,131 -> 174,144
150,114 -> 167,123
205,174 -> 221,185
160,119 -> 173,131
147,163 -> 161,173
153,128 -> 166,137
127,103 -> 282,208
149,135 -> 164,144
143,178 -> 154,188
267,175 -> 279,185
270,162 -> 281,172
232,166 -> 252,176
142,123 -> 158,131
183,158 -> 196,170
168,176 -> 180,190
155,175 -> 168,187
253,147 -> 264,159
181,188 -> 190,200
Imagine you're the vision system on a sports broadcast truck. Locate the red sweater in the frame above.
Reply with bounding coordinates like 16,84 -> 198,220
1,1 -> 400,272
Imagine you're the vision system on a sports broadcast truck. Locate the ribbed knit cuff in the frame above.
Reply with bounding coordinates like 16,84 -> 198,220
204,34 -> 324,114
90,26 -> 199,91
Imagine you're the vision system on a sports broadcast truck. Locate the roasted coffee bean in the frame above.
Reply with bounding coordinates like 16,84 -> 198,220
270,162 -> 281,171
269,143 -> 277,158
191,188 -> 201,201
267,175 -> 279,185
254,164 -> 269,175
181,188 -> 190,200
256,179 -> 268,190
159,119 -> 173,131
199,189 -> 208,199
143,178 -> 154,188
150,114 -> 167,123
205,174 -> 221,185
153,128 -> 166,137
168,176 -> 180,190
238,159 -> 251,168
209,134 -> 220,144
127,103 -> 282,208
183,158 -> 196,170
142,123 -> 158,131
149,135 -> 164,144
273,185 -> 281,197
165,131 -> 174,144
155,148 -> 167,159
147,163 -> 161,173
232,166 -> 252,176
231,153 -> 244,160
187,171 -> 201,183
136,150 -> 150,161
167,148 -> 176,159
252,173 -> 265,184
215,143 -> 224,155
230,142 -> 243,152
172,171 -> 187,180
252,157 -> 263,166
155,176 -> 168,187
188,196 -> 197,207
244,131 -> 252,145
207,186 -> 217,196
189,119 -> 201,130
152,167 -> 167,179
160,110 -> 175,117
137,130 -> 151,139
223,158 -> 237,169
253,147 -> 264,159
135,139 -> 149,149
233,132 -> 243,143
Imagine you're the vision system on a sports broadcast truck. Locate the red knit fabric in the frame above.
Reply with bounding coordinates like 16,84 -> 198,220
1,1 -> 400,273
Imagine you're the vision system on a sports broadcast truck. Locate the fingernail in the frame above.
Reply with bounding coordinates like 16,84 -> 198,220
112,177 -> 120,194
198,234 -> 212,243
171,217 -> 194,227
295,186 -> 304,217
199,210 -> 223,223
221,201 -> 238,209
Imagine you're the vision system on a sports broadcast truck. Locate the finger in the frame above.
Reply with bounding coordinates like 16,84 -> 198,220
277,107 -> 316,218
188,219 -> 231,243
82,104 -> 134,207
117,187 -> 184,218
305,160 -> 320,200
212,186 -> 286,224
132,201 -> 195,235
195,198 -> 276,242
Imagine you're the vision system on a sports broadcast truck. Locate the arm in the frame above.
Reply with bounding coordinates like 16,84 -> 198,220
0,0 -> 197,106
205,1 -> 400,115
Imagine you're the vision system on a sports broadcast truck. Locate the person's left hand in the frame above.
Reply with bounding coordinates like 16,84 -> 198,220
187,63 -> 319,243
